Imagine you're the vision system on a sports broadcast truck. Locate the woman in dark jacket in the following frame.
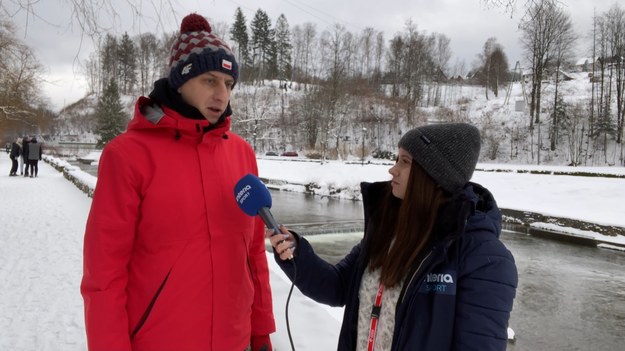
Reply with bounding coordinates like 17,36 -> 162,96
270,123 -> 518,351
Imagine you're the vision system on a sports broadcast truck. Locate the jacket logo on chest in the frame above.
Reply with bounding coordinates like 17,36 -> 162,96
418,269 -> 457,295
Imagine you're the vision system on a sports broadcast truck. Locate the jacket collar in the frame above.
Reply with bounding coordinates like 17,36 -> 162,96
129,96 -> 231,139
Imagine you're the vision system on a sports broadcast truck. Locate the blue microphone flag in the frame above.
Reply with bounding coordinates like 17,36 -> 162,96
234,174 -> 280,234
234,174 -> 272,216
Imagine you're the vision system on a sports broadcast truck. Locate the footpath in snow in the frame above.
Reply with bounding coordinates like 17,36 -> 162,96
0,161 -> 343,350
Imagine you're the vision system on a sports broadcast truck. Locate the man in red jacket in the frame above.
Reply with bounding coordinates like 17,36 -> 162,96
81,13 -> 275,351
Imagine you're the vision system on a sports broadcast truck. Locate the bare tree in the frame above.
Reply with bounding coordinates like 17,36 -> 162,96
431,33 -> 452,106
400,21 -> 435,119
477,37 -> 498,100
318,24 -> 351,157
0,17 -> 45,136
591,11 -> 618,164
480,0 -> 542,17
373,31 -> 385,84
82,52 -> 99,95
519,0 -> 572,164
358,27 -> 376,79
548,10 -> 576,151
489,45 -> 510,98
290,22 -> 318,87
602,5 -> 625,155
387,35 -> 404,98
136,33 -> 159,96
562,102 -> 588,166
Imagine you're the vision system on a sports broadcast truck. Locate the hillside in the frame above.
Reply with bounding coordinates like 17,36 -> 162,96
50,72 -> 623,168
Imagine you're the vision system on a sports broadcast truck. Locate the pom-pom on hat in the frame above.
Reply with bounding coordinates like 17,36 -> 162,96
398,123 -> 481,193
168,13 -> 239,90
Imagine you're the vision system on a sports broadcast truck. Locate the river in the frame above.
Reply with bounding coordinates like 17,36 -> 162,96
268,189 -> 625,351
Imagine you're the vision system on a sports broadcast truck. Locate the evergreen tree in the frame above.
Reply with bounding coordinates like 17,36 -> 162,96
95,79 -> 127,147
267,33 -> 279,79
250,9 -> 274,80
274,14 -> 293,82
100,34 -> 119,93
118,32 -> 137,95
230,7 -> 250,71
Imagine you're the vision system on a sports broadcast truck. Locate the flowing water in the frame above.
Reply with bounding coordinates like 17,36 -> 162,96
268,190 -> 625,351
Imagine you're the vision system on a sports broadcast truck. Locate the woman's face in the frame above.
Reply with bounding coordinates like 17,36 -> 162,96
388,148 -> 412,199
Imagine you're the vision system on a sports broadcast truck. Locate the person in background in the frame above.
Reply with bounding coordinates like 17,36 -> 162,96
270,123 -> 518,351
80,13 -> 275,351
9,137 -> 22,176
21,136 -> 30,177
26,137 -> 42,177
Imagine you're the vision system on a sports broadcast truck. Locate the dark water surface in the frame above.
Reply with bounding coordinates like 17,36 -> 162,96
270,190 -> 625,351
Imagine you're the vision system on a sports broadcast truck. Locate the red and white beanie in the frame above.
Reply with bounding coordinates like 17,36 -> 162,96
168,13 -> 239,90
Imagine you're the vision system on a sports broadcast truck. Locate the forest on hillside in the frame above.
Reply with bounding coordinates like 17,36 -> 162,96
1,0 -> 624,167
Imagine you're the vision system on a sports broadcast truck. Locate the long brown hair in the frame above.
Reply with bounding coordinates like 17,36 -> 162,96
367,160 -> 448,288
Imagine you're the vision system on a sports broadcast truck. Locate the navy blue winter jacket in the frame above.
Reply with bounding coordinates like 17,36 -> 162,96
275,181 -> 518,351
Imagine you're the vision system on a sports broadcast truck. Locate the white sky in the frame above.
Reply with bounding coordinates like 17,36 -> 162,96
3,0 -> 618,111
1,154 -> 624,348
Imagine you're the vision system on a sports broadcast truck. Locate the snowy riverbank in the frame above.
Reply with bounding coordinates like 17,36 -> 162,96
45,153 -> 625,250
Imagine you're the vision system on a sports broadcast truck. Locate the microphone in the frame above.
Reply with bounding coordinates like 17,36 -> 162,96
234,173 -> 281,235
235,174 -> 296,347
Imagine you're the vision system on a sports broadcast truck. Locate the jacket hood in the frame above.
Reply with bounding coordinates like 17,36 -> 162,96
128,96 -> 231,139
462,181 -> 502,238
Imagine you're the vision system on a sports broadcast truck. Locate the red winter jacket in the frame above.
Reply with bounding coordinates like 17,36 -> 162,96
81,97 -> 275,350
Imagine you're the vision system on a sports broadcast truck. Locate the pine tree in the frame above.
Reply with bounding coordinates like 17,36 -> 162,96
250,9 -> 274,80
274,14 -> 292,81
96,79 -> 127,147
100,34 -> 119,93
230,7 -> 250,71
118,32 -> 137,95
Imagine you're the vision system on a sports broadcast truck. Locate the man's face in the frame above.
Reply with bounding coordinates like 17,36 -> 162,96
178,71 -> 235,124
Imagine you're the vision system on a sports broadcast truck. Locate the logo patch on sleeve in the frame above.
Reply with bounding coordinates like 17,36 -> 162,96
418,269 -> 457,295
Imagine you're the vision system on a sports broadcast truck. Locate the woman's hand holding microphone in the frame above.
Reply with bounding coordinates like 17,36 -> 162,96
266,225 -> 296,260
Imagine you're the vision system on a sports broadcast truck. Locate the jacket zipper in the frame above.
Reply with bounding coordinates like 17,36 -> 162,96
389,250 -> 434,351
400,250 -> 433,305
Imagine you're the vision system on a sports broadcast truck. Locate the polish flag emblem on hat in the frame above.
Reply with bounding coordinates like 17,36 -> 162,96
222,59 -> 232,70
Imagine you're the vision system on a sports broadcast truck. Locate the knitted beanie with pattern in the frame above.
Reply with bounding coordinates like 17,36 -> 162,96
168,13 -> 239,90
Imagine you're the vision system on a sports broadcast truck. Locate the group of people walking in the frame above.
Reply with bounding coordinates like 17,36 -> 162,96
8,136 -> 43,177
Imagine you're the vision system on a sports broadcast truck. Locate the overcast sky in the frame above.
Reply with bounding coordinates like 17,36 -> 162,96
3,0 -> 618,111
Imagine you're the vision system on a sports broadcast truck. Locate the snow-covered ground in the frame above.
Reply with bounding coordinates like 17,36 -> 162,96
0,160 -> 345,350
1,155 -> 624,350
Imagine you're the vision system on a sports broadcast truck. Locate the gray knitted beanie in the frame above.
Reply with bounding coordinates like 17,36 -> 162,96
398,123 -> 481,193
